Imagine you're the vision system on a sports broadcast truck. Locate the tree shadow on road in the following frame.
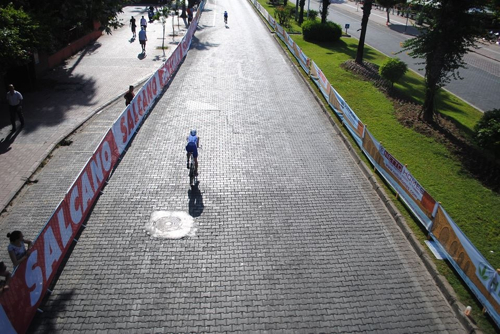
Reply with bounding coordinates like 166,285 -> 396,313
388,23 -> 420,37
4,40 -> 105,136
189,35 -> 220,52
17,72 -> 97,136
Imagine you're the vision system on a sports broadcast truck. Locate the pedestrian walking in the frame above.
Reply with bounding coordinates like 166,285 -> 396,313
180,4 -> 188,27
187,7 -> 193,26
138,27 -> 147,53
148,6 -> 155,23
6,84 -> 25,132
130,16 -> 137,37
124,85 -> 135,106
140,16 -> 147,30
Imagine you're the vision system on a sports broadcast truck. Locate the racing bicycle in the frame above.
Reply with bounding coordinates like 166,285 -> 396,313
188,153 -> 197,187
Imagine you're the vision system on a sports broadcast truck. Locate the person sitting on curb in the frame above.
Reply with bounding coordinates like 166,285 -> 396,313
7,230 -> 32,268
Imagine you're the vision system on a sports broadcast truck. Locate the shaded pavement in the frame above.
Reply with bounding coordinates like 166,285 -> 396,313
0,5 -> 187,214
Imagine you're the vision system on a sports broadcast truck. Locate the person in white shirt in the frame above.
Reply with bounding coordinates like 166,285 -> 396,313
6,84 -> 25,132
138,27 -> 147,53
140,16 -> 147,30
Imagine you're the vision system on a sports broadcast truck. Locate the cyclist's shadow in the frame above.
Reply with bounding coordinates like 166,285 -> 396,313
188,184 -> 204,217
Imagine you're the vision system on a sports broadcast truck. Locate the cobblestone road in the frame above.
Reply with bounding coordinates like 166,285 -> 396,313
9,0 -> 467,332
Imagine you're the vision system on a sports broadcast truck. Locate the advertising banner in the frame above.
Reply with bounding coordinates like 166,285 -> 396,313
361,130 -> 435,229
329,88 -> 364,143
281,31 -> 310,74
0,130 -> 120,334
275,23 -> 285,40
112,74 -> 161,154
432,206 -> 500,327
310,61 -> 330,99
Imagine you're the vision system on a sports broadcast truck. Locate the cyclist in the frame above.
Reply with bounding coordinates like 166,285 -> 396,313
224,11 -> 228,24
186,129 -> 200,175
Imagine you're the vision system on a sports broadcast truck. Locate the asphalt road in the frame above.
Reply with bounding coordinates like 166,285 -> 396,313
325,0 -> 500,112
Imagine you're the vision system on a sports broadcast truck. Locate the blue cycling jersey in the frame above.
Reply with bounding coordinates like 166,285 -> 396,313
187,135 -> 198,144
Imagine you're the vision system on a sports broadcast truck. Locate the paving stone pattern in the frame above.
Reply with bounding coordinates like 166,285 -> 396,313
17,0 -> 466,332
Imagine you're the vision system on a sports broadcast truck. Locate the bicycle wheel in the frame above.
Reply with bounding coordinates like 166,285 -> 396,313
189,162 -> 195,187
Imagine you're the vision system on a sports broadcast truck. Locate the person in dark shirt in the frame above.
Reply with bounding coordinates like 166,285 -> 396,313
124,85 -> 135,106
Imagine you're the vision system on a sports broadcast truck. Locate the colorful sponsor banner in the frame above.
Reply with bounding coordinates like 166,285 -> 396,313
275,23 -> 285,40
0,3 -> 204,332
361,130 -> 435,230
268,16 -> 277,29
0,130 -> 120,334
329,88 -> 364,142
296,45 -> 310,74
310,61 -> 330,98
281,31 -> 310,74
432,206 -> 500,327
378,144 -> 437,218
111,74 -> 161,154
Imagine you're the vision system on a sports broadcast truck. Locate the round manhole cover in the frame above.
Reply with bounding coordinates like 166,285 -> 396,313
146,211 -> 196,239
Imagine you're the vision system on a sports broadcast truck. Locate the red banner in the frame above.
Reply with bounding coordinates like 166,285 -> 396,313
0,130 -> 119,334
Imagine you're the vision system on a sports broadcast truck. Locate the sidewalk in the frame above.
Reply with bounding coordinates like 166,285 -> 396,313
331,0 -> 500,62
0,5 -> 188,213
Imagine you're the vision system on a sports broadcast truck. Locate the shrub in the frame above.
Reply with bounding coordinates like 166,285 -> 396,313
307,9 -> 318,21
379,57 -> 408,87
274,6 -> 292,27
302,21 -> 342,43
474,109 -> 500,158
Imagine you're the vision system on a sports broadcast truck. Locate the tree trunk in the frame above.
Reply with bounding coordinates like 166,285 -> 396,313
321,0 -> 329,24
422,81 -> 436,122
422,88 -> 436,122
422,47 -> 445,123
295,0 -> 299,21
299,0 -> 305,25
355,0 -> 372,64
284,0 -> 288,6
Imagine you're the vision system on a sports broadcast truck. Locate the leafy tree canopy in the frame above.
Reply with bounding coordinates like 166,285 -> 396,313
0,0 -> 131,75
0,3 -> 43,75
402,0 -> 487,121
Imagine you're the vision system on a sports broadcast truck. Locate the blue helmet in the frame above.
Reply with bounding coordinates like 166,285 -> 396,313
190,129 -> 197,136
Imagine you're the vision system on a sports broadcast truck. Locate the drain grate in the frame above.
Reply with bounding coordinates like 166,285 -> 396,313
145,211 -> 196,239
